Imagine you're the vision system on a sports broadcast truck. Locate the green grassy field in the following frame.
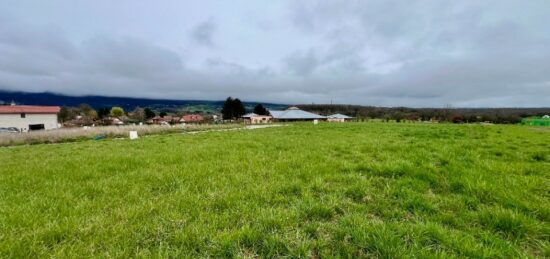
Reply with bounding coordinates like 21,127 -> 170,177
1,123 -> 549,257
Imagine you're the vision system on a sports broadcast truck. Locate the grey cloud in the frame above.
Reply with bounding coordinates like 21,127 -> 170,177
281,0 -> 550,106
1,1 -> 550,107
284,49 -> 320,76
0,21 -> 77,77
191,19 -> 217,47
284,47 -> 366,78
0,21 -> 77,60
204,56 -> 275,77
82,36 -> 183,78
0,21 -> 186,97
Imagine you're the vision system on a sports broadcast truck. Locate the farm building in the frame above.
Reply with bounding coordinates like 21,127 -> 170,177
180,114 -> 204,123
149,116 -> 169,125
242,113 -> 272,124
327,113 -> 354,122
0,105 -> 61,132
148,116 -> 183,125
269,107 -> 326,122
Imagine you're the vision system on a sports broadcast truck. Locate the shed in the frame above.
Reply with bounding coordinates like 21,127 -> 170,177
327,113 -> 354,122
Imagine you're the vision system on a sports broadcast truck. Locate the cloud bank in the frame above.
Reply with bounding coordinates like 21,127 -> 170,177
0,0 -> 549,107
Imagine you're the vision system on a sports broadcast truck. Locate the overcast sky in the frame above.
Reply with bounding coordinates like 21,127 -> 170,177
0,0 -> 549,107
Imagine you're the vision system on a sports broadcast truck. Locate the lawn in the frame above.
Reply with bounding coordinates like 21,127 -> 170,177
0,123 -> 548,257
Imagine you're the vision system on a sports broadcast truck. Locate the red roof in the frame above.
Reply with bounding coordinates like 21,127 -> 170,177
181,114 -> 204,122
0,105 -> 61,114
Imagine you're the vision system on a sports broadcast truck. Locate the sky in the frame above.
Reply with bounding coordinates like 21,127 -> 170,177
0,0 -> 549,107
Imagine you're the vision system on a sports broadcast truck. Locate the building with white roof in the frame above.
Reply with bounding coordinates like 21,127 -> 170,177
268,107 -> 326,121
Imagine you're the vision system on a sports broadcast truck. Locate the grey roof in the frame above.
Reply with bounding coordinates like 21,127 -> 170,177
242,113 -> 259,118
269,107 -> 326,120
327,113 -> 353,119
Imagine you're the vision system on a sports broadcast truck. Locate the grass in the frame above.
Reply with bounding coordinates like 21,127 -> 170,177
0,123 -> 243,147
0,122 -> 548,257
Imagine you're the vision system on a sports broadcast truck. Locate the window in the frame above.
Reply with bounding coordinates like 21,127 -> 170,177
20,113 -> 26,118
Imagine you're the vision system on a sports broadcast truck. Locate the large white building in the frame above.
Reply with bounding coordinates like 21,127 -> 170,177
0,105 -> 61,132
268,106 -> 326,122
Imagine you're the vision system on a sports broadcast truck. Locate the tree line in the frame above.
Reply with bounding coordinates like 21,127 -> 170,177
60,99 -> 545,125
58,104 -> 157,124
298,104 -> 550,124
58,97 -> 268,125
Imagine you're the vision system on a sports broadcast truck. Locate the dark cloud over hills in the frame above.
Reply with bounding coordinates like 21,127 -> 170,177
0,0 -> 549,107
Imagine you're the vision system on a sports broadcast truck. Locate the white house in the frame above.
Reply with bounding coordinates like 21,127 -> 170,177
242,113 -> 273,124
327,113 -> 354,122
0,105 -> 61,132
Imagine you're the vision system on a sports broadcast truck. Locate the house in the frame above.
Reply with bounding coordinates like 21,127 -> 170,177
269,106 -> 326,122
150,116 -> 167,125
0,105 -> 61,132
111,118 -> 124,125
163,116 -> 181,124
327,113 -> 354,122
149,116 -> 180,125
242,113 -> 272,124
180,114 -> 204,123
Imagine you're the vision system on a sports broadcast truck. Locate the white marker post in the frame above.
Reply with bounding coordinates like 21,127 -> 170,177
313,119 -> 318,125
129,131 -> 139,140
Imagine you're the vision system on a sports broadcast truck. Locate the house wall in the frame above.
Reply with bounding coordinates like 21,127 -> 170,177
327,118 -> 346,122
0,113 -> 59,132
250,116 -> 272,124
182,115 -> 204,123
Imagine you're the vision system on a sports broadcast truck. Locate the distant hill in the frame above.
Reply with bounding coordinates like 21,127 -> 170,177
0,91 -> 287,112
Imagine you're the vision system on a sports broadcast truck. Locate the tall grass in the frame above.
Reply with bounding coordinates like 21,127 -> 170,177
0,122 -> 548,257
0,124 -> 244,147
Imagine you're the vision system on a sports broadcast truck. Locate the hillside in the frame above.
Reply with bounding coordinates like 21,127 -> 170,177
0,91 -> 287,112
1,123 -> 548,257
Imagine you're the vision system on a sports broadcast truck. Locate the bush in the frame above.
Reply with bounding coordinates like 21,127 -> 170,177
110,107 -> 125,117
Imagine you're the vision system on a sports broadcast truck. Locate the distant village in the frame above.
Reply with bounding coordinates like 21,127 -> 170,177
0,97 -> 354,133
2,95 -> 550,133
